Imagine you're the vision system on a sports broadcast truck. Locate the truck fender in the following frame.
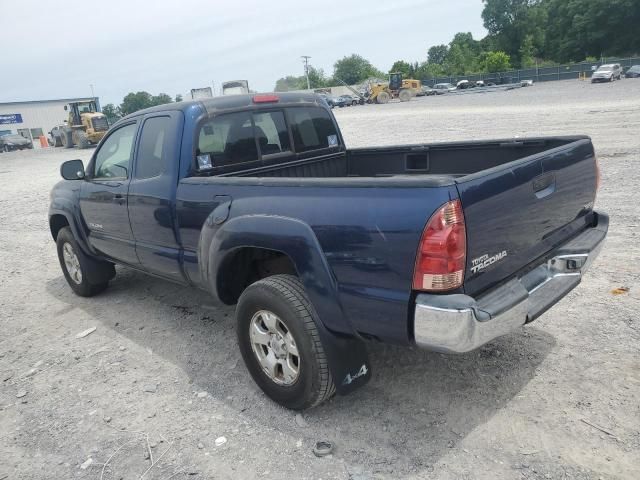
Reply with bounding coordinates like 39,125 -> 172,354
201,214 -> 371,395
49,201 -> 93,257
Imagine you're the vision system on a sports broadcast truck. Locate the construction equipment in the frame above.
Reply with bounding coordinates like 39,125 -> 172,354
364,73 -> 421,104
60,100 -> 109,149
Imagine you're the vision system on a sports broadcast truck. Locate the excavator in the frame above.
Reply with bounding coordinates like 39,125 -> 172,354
58,100 -> 109,149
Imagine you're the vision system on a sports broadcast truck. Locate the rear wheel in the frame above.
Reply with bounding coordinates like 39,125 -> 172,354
376,91 -> 390,104
3,145 -> 9,153
56,227 -> 114,297
399,89 -> 412,102
236,275 -> 335,410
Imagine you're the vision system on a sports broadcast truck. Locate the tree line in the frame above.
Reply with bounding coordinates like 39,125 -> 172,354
102,92 -> 183,124
274,0 -> 640,90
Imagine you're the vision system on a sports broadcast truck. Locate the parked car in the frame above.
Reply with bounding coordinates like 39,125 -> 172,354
624,65 -> 640,78
421,86 -> 437,96
319,94 -> 345,108
591,64 -> 623,82
49,92 -> 607,410
432,83 -> 456,94
0,133 -> 33,152
338,95 -> 359,106
456,80 -> 475,89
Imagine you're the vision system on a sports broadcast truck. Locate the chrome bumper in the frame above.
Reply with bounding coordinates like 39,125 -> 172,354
413,212 -> 608,353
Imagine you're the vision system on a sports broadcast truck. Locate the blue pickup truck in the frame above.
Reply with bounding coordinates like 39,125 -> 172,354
49,92 -> 607,409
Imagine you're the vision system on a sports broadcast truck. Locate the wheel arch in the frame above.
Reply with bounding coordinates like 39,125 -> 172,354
49,213 -> 70,241
201,214 -> 371,395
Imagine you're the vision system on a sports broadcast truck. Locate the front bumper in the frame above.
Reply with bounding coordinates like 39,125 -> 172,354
413,212 -> 608,353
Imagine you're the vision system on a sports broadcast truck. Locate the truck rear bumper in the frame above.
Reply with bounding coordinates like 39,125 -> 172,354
413,212 -> 608,353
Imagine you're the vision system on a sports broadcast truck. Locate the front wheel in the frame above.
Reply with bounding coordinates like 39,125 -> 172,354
56,227 -> 114,297
236,275 -> 335,410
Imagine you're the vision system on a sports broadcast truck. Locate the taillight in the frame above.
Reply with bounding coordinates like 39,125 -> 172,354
252,94 -> 279,103
413,199 -> 466,291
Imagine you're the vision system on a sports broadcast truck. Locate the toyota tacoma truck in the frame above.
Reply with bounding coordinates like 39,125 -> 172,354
49,93 -> 607,409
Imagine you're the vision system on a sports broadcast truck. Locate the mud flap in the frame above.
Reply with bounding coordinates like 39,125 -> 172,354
315,324 -> 371,395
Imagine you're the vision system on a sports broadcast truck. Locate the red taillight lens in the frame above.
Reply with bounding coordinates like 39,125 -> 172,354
252,94 -> 279,103
413,199 -> 466,291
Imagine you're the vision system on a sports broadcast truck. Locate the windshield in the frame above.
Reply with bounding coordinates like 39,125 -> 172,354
597,66 -> 613,72
629,66 -> 640,73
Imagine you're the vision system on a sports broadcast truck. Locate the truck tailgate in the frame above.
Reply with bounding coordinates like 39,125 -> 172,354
456,138 -> 598,296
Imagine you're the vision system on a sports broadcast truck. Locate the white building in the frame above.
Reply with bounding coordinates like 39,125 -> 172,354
0,97 -> 100,146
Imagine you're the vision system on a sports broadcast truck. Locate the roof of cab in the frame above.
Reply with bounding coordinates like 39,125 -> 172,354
121,92 -> 323,121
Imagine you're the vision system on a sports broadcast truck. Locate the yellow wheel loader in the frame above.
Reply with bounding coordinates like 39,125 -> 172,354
366,73 -> 422,104
60,100 -> 109,149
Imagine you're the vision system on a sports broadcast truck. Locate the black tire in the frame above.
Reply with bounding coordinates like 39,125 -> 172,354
56,227 -> 114,297
399,89 -> 412,102
53,135 -> 63,147
75,130 -> 89,149
376,91 -> 390,104
236,274 -> 335,410
61,130 -> 73,149
3,145 -> 9,153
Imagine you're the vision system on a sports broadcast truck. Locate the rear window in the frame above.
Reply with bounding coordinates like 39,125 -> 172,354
195,106 -> 338,173
253,111 -> 291,155
197,111 -> 258,168
288,107 -> 339,152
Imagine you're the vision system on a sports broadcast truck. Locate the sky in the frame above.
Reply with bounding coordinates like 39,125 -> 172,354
1,0 -> 486,106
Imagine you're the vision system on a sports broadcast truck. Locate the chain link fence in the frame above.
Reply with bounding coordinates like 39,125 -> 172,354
423,57 -> 640,87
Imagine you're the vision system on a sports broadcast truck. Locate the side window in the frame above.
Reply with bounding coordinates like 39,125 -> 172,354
288,107 -> 339,152
197,111 -> 258,168
94,123 -> 137,179
136,117 -> 171,178
253,111 -> 291,156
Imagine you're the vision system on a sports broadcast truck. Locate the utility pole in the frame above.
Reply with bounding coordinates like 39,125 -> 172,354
301,56 -> 311,90
89,84 -> 95,98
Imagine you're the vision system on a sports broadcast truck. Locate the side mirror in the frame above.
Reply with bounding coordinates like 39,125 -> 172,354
64,106 -> 68,111
61,159 -> 85,180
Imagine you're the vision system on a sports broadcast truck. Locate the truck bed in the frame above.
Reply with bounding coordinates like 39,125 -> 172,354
220,137 -> 581,181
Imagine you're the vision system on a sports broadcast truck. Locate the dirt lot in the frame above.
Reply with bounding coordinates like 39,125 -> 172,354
1,79 -> 638,480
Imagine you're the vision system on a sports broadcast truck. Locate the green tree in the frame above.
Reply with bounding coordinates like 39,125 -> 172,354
307,66 -> 329,88
390,60 -> 413,77
443,33 -> 482,74
427,45 -> 449,65
481,0 -> 545,66
543,0 -> 640,62
101,103 -> 121,124
519,34 -> 536,67
119,91 -> 175,116
175,94 -> 183,102
274,75 -> 305,91
414,61 -> 445,80
333,54 -> 384,84
119,91 -> 153,116
484,51 -> 512,72
151,93 -> 173,106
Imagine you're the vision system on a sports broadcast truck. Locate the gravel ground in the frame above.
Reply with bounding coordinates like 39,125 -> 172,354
1,79 -> 638,480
